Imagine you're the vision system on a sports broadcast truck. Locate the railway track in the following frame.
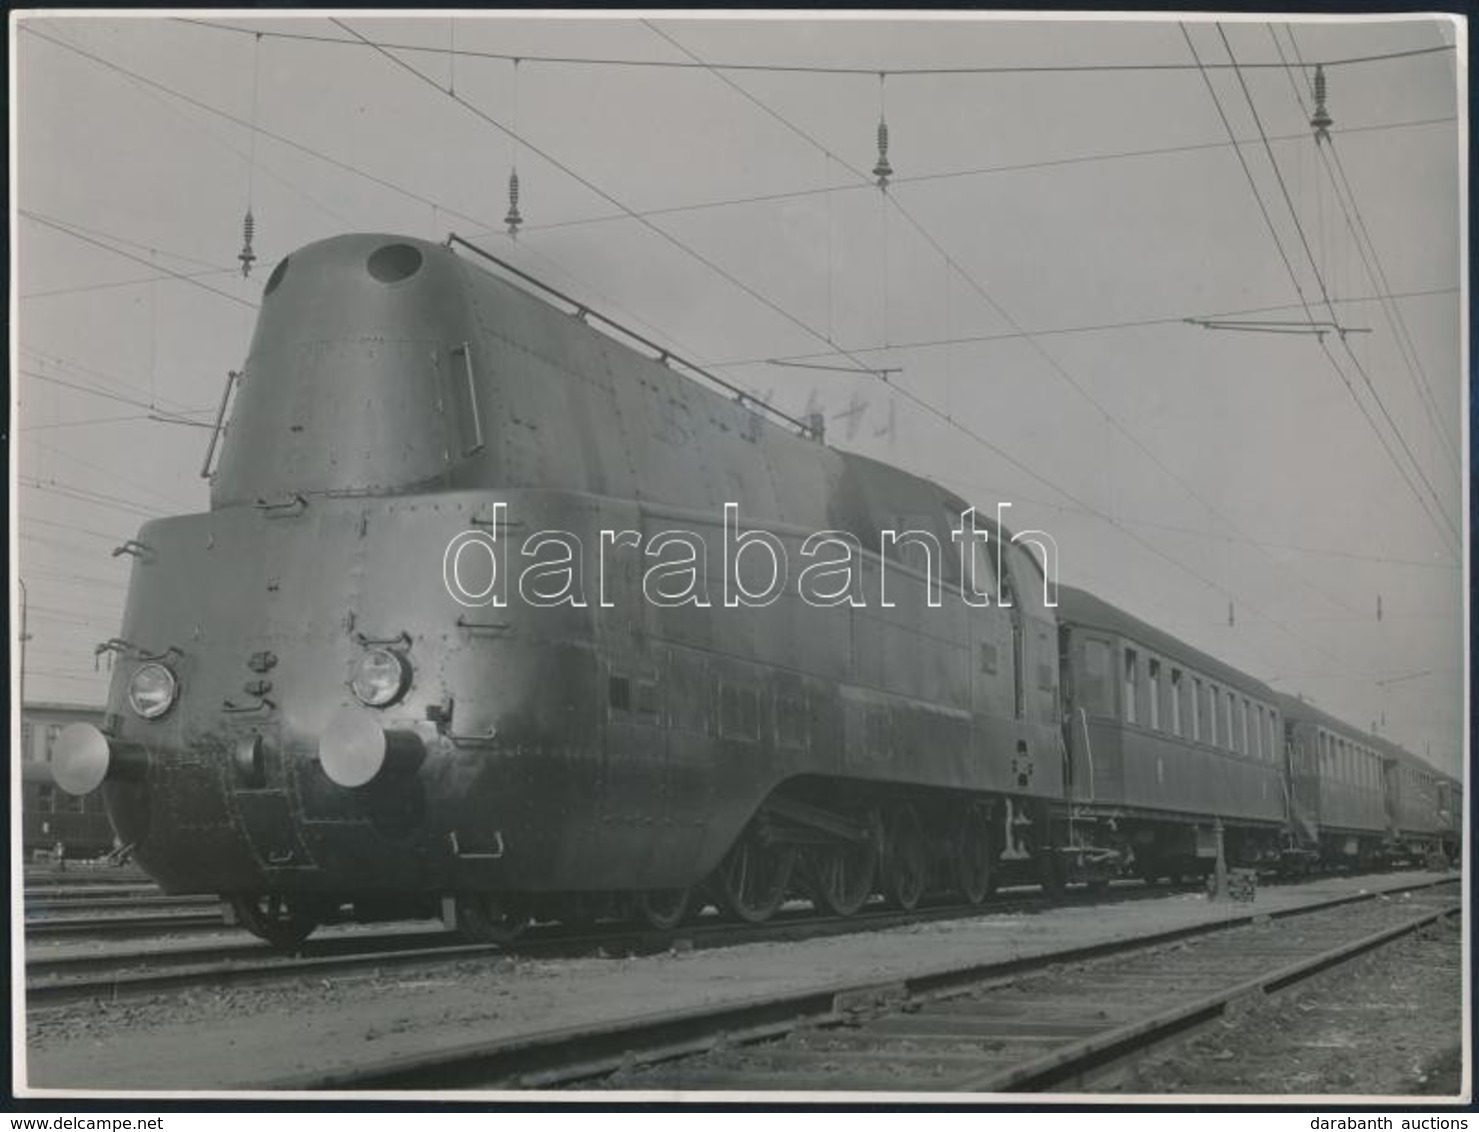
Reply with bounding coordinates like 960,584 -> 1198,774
253,876 -> 1458,1091
23,866 -> 151,887
26,892 -> 219,916
24,910 -> 229,941
25,882 -> 1175,1007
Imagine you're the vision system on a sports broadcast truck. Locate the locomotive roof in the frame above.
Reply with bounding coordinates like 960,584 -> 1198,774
1056,584 -> 1276,701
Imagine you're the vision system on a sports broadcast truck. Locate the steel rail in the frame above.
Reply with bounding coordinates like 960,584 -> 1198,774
23,881 -> 1188,1007
23,911 -> 225,940
256,876 -> 1459,1090
25,894 -> 217,915
961,901 -> 1461,1091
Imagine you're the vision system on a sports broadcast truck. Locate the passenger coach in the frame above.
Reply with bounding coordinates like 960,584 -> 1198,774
1056,586 -> 1286,881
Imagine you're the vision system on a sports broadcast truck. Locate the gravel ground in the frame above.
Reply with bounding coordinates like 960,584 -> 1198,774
1117,912 -> 1465,1096
21,870 -> 1461,1095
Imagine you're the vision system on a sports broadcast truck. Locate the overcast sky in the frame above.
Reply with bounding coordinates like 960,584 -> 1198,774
11,12 -> 1466,776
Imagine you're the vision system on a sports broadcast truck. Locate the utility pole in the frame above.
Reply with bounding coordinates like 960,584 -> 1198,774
17,577 -> 30,714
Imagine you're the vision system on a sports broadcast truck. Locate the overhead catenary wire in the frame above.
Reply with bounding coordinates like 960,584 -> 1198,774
711,284 -> 1457,368
1181,23 -> 1459,561
20,345 -> 212,418
174,19 -> 1455,77
25,22 -> 1453,276
357,13 -> 1431,671
24,436 -> 201,511
1269,23 -> 1460,479
22,210 -> 258,311
18,23 -> 748,389
361,15 -> 1341,669
19,18 -> 1459,741
25,18 -> 1461,459
644,20 -> 1368,659
20,476 -> 172,520
20,367 -> 213,420
465,112 -> 1457,243
1213,23 -> 1459,553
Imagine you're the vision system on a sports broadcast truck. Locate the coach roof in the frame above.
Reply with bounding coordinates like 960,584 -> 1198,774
1056,584 -> 1277,701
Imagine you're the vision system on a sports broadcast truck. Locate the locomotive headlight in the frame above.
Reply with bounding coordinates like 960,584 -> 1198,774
127,662 -> 178,720
350,649 -> 411,707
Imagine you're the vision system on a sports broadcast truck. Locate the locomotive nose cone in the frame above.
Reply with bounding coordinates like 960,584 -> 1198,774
52,723 -> 111,795
319,708 -> 428,789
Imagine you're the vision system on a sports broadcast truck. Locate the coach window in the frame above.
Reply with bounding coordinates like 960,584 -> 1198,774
1148,658 -> 1161,731
1225,691 -> 1237,751
1268,711 -> 1278,764
1123,648 -> 1139,725
1191,677 -> 1203,741
1081,638 -> 1112,718
1242,699 -> 1252,758
1207,683 -> 1219,746
1170,669 -> 1184,736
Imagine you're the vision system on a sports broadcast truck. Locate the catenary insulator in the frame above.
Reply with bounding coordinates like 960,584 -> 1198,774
505,169 -> 523,237
238,209 -> 256,278
1309,64 -> 1333,141
873,118 -> 893,189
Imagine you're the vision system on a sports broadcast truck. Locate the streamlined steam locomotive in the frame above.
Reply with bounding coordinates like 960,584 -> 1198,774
50,233 -> 1460,948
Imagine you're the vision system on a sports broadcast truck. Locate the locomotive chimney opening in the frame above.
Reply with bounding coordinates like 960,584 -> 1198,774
318,707 -> 427,789
211,234 -> 482,508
